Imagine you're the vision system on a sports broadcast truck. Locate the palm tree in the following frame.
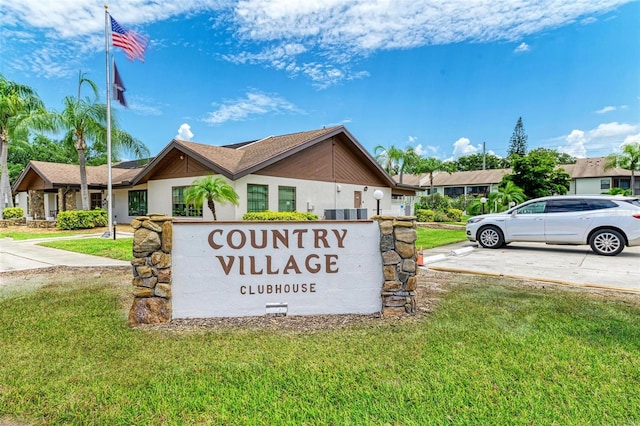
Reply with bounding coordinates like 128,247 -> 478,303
0,74 -> 47,217
184,175 -> 239,220
373,144 -> 403,175
488,181 -> 526,212
414,157 -> 454,194
605,142 -> 640,196
39,72 -> 148,210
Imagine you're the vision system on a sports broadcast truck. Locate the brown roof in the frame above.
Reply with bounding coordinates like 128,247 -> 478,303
562,157 -> 632,178
12,160 -> 145,192
402,168 -> 512,187
133,126 -> 389,184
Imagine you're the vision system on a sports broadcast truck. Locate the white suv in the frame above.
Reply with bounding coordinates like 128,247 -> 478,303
466,195 -> 640,256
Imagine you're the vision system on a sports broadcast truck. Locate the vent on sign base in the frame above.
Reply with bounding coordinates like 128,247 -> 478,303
266,302 -> 288,316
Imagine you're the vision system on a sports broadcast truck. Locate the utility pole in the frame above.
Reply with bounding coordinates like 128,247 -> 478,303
482,141 -> 486,170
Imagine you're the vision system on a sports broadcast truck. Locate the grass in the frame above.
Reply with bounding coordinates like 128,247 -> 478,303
0,272 -> 638,425
0,230 -> 96,241
416,226 -> 468,249
39,237 -> 134,261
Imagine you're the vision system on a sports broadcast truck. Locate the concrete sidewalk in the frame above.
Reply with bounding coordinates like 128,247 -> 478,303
0,233 -> 132,273
420,241 -> 640,293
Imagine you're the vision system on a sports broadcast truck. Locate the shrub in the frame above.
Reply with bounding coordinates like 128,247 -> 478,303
415,209 -> 435,223
433,210 -> 451,222
242,211 -> 319,221
57,209 -> 108,230
446,208 -> 463,222
415,193 -> 451,212
2,207 -> 24,219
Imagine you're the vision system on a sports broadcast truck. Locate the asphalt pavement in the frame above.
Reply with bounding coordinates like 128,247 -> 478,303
421,240 -> 640,293
0,233 -> 132,273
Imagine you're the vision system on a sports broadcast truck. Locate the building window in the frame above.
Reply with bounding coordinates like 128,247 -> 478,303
91,193 -> 102,209
444,187 -> 464,197
278,186 -> 296,212
600,179 -> 610,190
247,184 -> 268,212
172,186 -> 202,217
128,190 -> 147,216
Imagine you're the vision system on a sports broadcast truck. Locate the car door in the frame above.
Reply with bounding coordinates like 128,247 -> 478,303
504,200 -> 547,242
544,199 -> 592,244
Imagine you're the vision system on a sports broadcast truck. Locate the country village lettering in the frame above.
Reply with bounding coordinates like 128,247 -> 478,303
208,228 -> 348,276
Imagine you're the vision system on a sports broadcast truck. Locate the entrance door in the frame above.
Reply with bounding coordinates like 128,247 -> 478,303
354,191 -> 362,208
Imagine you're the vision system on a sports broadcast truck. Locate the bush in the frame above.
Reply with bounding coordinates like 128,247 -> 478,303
2,207 -> 24,219
242,211 -> 319,221
433,210 -> 450,222
57,209 -> 108,230
446,208 -> 463,222
415,193 -> 451,212
415,209 -> 435,222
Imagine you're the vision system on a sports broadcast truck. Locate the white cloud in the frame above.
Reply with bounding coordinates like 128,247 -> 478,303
620,133 -> 640,148
1,0 -> 629,84
452,137 -> 479,157
558,129 -> 588,158
514,42 -> 530,53
557,122 -> 640,158
176,123 -> 194,141
595,105 -> 616,114
203,90 -> 304,124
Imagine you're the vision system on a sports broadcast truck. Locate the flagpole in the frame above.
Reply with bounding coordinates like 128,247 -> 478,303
104,5 -> 114,238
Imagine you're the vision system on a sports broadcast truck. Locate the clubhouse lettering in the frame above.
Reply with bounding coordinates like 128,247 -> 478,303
208,227 -> 348,276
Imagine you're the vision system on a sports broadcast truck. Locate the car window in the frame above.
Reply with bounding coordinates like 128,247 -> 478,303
622,199 -> 640,208
585,199 -> 618,210
516,201 -> 546,214
546,199 -> 589,213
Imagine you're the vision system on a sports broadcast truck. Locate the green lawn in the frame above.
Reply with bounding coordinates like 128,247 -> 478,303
38,237 -> 134,261
0,230 -> 93,241
416,226 -> 468,249
1,272 -> 638,425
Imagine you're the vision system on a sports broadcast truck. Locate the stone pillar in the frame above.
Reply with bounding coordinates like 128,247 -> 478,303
28,190 -> 45,220
129,214 -> 174,326
63,189 -> 77,211
375,215 -> 417,316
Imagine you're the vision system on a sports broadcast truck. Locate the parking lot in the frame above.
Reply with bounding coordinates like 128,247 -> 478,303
421,241 -> 640,293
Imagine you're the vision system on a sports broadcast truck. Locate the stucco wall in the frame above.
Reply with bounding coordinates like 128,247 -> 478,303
145,174 -> 393,221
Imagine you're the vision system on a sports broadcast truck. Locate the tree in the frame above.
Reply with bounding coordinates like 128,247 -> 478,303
453,153 -> 509,171
488,181 -> 526,212
507,117 -> 528,158
38,72 -> 148,210
184,175 -> 239,220
413,157 -> 454,194
502,149 -> 570,198
397,147 -> 420,184
605,142 -> 640,196
0,74 -> 47,217
373,144 -> 403,175
8,134 -> 75,182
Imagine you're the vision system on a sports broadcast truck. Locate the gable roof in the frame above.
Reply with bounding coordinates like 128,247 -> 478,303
403,156 -> 633,189
562,157 -> 632,178
132,126 -> 400,188
12,160 -> 144,192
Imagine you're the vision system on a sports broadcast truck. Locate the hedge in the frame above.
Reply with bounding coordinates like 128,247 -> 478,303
57,209 -> 108,230
2,207 -> 24,219
242,211 -> 319,221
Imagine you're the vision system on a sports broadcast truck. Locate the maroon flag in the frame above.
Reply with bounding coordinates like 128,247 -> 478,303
110,16 -> 149,62
113,61 -> 127,107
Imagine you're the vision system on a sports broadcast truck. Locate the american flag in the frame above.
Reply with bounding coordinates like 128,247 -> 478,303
110,16 -> 149,62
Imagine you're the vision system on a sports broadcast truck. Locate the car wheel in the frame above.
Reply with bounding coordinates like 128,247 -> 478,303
477,226 -> 504,249
589,229 -> 625,256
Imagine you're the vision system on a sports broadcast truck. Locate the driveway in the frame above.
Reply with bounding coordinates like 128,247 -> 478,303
421,241 -> 640,293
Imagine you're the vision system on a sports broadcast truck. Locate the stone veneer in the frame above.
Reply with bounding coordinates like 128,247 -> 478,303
374,215 -> 418,317
28,190 -> 45,220
128,214 -> 174,326
129,216 -> 418,325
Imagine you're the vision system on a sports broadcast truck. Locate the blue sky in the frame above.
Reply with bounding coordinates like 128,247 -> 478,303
1,0 -> 639,161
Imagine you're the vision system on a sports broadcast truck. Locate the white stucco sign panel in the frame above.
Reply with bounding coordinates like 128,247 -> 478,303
172,221 -> 382,318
